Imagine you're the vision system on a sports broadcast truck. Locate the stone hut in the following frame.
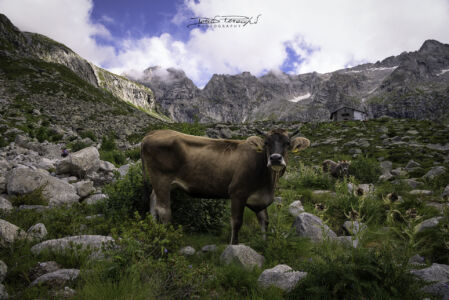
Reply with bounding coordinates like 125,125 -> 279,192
330,106 -> 367,121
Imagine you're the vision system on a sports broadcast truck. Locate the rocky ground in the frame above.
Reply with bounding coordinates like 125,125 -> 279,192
0,117 -> 449,299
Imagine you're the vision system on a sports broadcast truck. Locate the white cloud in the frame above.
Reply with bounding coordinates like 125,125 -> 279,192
1,0 -> 449,87
0,0 -> 115,65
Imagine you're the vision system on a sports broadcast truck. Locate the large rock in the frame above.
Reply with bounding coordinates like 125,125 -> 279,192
31,235 -> 115,255
27,223 -> 48,240
0,197 -> 12,213
56,146 -> 100,177
415,217 -> 444,233
99,160 -> 116,173
0,283 -> 8,299
443,185 -> 449,200
179,246 -> 196,256
84,193 -> 108,205
292,212 -> 337,242
257,264 -> 307,292
0,260 -> 6,282
423,166 -> 446,180
220,245 -> 264,269
288,200 -> 305,217
343,221 -> 367,235
380,161 -> 392,174
30,261 -> 61,281
409,189 -> 432,196
73,180 -> 94,198
0,219 -> 26,246
30,268 -> 80,287
6,167 -> 79,205
411,263 -> 449,283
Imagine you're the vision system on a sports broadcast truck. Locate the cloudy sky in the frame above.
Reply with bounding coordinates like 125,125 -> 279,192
1,0 -> 449,87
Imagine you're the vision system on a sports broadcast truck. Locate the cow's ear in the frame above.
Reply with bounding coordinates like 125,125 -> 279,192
246,136 -> 264,152
290,137 -> 310,153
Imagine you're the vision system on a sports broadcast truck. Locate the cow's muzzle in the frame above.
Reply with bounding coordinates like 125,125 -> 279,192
267,153 -> 286,171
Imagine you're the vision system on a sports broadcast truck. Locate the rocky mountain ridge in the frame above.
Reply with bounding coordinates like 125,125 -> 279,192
0,14 -> 158,115
132,40 -> 449,123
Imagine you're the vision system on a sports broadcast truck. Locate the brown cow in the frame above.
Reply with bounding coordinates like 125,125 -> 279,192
141,129 -> 310,244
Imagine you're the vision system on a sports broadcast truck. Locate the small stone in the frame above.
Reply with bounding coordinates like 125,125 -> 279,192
201,244 -> 217,252
336,236 -> 359,248
379,172 -> 393,181
380,161 -> 393,174
409,190 -> 432,196
411,263 -> 449,283
179,246 -> 196,256
0,260 -> 6,282
30,269 -> 80,287
0,283 -> 8,299
0,197 -> 13,213
84,193 -> 108,205
442,185 -> 449,200
118,164 -> 131,178
402,179 -> 424,189
30,261 -> 61,281
27,223 -> 48,240
73,180 -> 94,198
292,212 -> 337,242
99,160 -> 116,173
257,264 -> 307,292
415,217 -> 444,233
423,166 -> 446,180
0,219 -> 26,246
408,254 -> 425,266
343,221 -> 367,235
220,245 -> 264,269
288,200 -> 305,217
405,160 -> 421,171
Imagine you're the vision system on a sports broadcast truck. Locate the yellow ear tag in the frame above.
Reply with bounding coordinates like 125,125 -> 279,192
291,148 -> 299,153
256,146 -> 263,152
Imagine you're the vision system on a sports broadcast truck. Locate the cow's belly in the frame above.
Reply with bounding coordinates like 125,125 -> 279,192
246,189 -> 273,210
171,178 -> 230,199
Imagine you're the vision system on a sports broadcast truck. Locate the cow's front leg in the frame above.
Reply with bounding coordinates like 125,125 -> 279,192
256,208 -> 269,240
230,197 -> 245,245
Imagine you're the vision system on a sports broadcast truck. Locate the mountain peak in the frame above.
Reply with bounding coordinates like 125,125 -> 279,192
419,39 -> 445,53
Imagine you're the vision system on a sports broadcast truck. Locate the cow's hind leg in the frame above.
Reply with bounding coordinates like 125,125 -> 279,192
230,197 -> 245,245
152,178 -> 172,223
150,190 -> 158,219
256,209 -> 269,240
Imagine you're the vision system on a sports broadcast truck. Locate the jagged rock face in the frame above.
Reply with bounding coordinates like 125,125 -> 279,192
136,39 -> 449,123
0,13 -> 155,115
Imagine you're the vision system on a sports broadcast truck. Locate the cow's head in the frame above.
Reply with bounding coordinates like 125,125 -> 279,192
248,129 -> 310,172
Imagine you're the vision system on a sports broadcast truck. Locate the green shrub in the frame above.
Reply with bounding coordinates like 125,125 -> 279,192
125,147 -> 140,161
10,185 -> 48,206
100,134 -> 117,151
80,130 -> 97,142
283,163 -> 334,190
349,157 -> 381,183
171,190 -> 228,233
104,162 -> 146,218
288,245 -> 424,299
99,149 -> 126,166
69,140 -> 91,152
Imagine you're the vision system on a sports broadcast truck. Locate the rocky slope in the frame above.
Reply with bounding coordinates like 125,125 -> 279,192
133,41 -> 449,123
0,13 -> 168,149
0,14 -> 160,116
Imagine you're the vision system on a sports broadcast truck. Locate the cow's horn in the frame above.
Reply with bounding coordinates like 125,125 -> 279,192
289,129 -> 300,138
255,128 -> 267,136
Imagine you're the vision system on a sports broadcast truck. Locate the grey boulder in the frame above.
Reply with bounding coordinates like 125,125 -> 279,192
422,166 -> 446,180
0,197 -> 12,213
257,264 -> 307,292
0,219 -> 26,246
292,212 -> 337,242
179,246 -> 196,256
84,193 -> 108,205
27,223 -> 48,240
30,268 -> 80,287
31,235 -> 115,256
220,244 -> 264,269
56,146 -> 100,177
343,221 -> 367,235
415,217 -> 443,233
6,167 -> 79,206
73,180 -> 94,198
288,200 -> 305,217
30,261 -> 61,281
0,260 -> 6,282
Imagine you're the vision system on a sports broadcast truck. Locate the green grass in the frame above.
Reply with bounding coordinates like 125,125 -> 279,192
1,118 -> 448,299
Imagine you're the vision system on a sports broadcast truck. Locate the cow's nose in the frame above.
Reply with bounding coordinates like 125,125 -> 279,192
270,153 -> 282,162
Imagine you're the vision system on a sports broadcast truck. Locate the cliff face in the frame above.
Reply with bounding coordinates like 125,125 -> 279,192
0,14 -> 157,116
135,40 -> 449,123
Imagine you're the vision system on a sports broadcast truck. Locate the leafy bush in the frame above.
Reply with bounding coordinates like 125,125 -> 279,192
69,140 -> 91,152
10,185 -> 48,206
80,130 -> 97,142
100,134 -> 117,151
283,163 -> 334,190
125,146 -> 141,161
99,134 -> 127,166
104,162 -> 146,218
349,157 -> 381,183
171,190 -> 228,233
288,245 -> 424,299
